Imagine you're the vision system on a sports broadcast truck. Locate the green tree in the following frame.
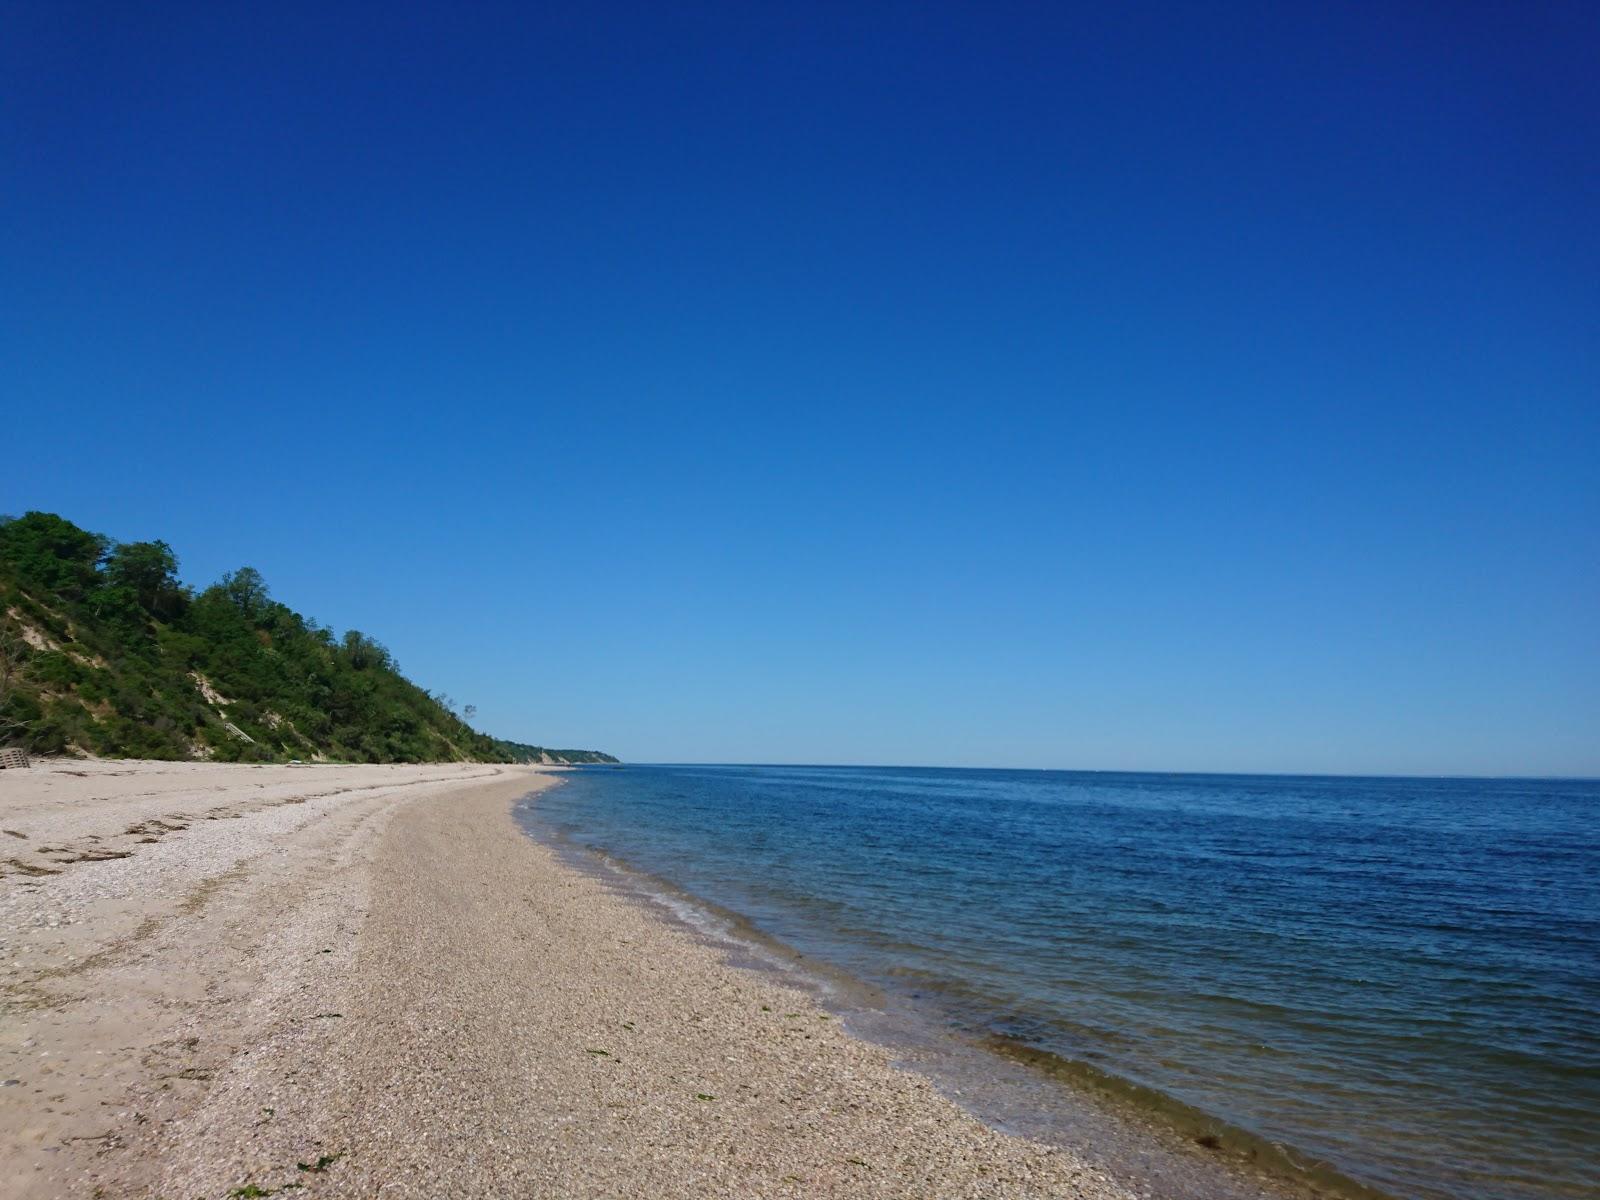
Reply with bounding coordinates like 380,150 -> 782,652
342,630 -> 390,671
0,512 -> 108,600
103,540 -> 185,618
220,567 -> 270,620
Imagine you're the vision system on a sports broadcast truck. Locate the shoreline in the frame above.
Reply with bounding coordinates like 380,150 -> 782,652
519,793 -> 1385,1200
4,759 -> 1150,1198
0,758 -> 1408,1200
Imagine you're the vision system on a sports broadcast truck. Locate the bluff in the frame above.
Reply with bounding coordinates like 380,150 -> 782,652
0,512 -> 617,766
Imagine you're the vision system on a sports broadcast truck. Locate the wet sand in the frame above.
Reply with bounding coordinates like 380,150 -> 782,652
2,760 -> 1138,1198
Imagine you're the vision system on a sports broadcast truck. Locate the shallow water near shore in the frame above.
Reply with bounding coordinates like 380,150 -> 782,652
522,765 -> 1599,1200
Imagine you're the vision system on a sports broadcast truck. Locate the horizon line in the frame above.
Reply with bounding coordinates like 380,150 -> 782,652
600,761 -> 1600,783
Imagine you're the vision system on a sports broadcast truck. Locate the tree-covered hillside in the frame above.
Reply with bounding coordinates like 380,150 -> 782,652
490,738 -> 621,766
0,512 -> 617,765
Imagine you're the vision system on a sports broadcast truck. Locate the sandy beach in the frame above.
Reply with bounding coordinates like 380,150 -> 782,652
1,760 -> 1139,1199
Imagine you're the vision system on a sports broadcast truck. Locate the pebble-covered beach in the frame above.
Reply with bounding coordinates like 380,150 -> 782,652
2,760 -> 1140,1198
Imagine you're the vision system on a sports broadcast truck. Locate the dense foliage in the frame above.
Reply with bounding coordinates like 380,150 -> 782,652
0,512 -> 617,765
490,738 -> 620,766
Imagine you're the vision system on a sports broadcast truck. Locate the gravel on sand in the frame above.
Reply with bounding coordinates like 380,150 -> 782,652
3,760 -> 1135,1199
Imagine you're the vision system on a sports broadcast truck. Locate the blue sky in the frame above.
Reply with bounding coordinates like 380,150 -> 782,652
4,3 -> 1596,774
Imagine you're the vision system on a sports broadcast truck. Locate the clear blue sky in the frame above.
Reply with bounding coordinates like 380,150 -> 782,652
4,3 -> 1596,774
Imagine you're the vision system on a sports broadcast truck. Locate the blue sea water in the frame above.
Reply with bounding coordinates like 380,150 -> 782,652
525,765 -> 1599,1200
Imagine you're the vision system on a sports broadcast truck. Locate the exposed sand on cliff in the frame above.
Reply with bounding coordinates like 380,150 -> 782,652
2,759 -> 1137,1198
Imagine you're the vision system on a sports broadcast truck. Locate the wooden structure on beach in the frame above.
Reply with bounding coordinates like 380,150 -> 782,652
0,748 -> 31,769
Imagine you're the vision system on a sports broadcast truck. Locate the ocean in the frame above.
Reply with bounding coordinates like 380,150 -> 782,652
519,765 -> 1598,1200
